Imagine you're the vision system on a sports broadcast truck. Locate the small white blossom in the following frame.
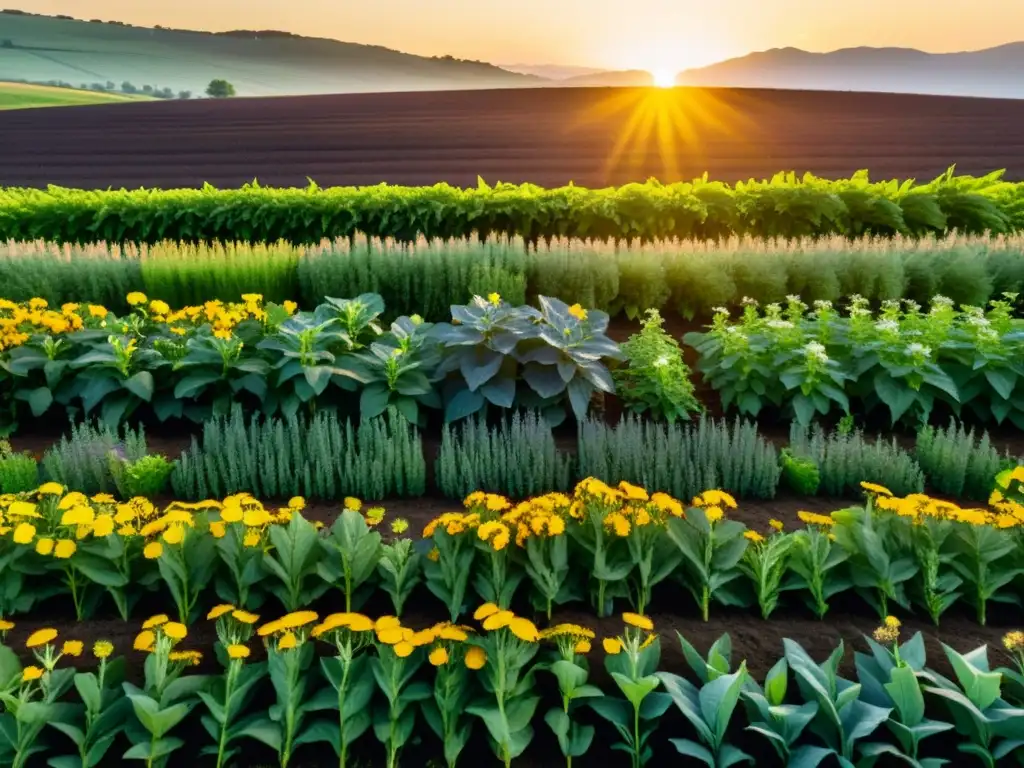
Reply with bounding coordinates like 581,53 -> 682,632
741,297 -> 759,307
712,306 -> 730,316
813,300 -> 833,311
931,295 -> 954,307
875,320 -> 899,333
966,315 -> 991,327
653,356 -> 669,368
766,319 -> 794,329
906,343 -> 931,358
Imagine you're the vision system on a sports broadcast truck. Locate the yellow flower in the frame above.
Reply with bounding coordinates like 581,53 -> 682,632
574,639 -> 592,654
464,646 -> 487,670
429,646 -> 449,666
36,482 -> 64,496
7,501 -> 40,518
210,521 -> 227,538
695,489 -> 737,509
375,615 -> 401,631
22,666 -> 43,682
133,630 -> 156,651
884,615 -> 901,629
605,513 -> 631,537
622,612 -> 654,631
860,482 -> 893,497
278,632 -> 297,650
243,531 -> 261,547
163,622 -> 188,640
88,305 -> 108,318
391,518 -> 409,535
482,610 -> 514,631
474,603 -> 500,621
143,614 -> 169,629
228,644 -> 251,660
798,511 -> 835,527
508,617 -> 540,642
1003,631 -> 1024,652
618,481 -> 649,501
487,293 -> 501,306
744,530 -> 765,543
377,627 -> 407,645
232,610 -> 260,624
93,640 -> 114,659
258,611 -> 318,636
283,300 -> 298,314
288,496 -> 305,510
169,650 -> 202,665
92,514 -> 115,537
873,625 -> 900,644
769,519 -> 784,531
13,522 -> 36,544
54,539 -> 77,559
704,506 -> 724,524
26,628 -> 58,648
0,620 -> 14,631
35,538 -> 54,556
61,640 -> 84,657
126,292 -> 148,306
207,604 -> 236,620
220,506 -> 243,524
344,497 -> 362,512
149,300 -> 170,315
144,542 -> 163,559
393,641 -> 414,658
603,637 -> 623,655
568,303 -> 588,321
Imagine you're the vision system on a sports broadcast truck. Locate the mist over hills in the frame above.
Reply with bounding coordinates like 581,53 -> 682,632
2,9 -> 1022,99
675,44 -> 1024,98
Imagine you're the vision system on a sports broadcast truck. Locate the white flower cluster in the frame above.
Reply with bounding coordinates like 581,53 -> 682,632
803,341 -> 828,364
766,319 -> 795,330
875,319 -> 899,333
905,343 -> 932,358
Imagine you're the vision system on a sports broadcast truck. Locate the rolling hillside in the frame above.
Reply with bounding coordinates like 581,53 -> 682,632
0,10 -> 539,96
676,44 -> 1024,99
0,80 -> 150,109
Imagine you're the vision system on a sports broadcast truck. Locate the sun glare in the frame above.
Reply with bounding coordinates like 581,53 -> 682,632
652,69 -> 676,88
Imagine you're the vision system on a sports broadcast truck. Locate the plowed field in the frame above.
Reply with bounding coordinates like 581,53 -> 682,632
2,86 -> 1024,188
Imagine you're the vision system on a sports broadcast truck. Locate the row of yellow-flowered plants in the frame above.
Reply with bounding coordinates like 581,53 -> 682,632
3,610 -> 1024,768
1,473 -> 1024,628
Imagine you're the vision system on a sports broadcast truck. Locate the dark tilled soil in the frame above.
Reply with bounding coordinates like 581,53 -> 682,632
3,86 -> 1024,188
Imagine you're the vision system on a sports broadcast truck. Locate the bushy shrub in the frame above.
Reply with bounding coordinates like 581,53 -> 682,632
613,309 -> 699,422
915,420 -> 1016,500
780,449 -> 821,495
41,422 -> 149,494
436,411 -> 574,498
171,406 -> 426,500
577,415 -> 780,500
110,453 -> 176,497
0,441 -> 38,493
789,423 -> 924,497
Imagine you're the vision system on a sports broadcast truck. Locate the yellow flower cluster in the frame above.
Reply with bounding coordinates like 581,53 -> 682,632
0,292 -> 299,352
423,480 -> 689,550
133,614 -> 202,665
0,485 -> 306,558
872,615 -> 901,645
0,298 -> 85,351
475,603 -> 541,642
875,492 -> 1024,529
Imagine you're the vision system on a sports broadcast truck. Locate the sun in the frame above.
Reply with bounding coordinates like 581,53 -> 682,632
652,69 -> 676,88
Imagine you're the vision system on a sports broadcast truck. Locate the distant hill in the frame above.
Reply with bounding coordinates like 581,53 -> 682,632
0,80 -> 151,109
561,69 -> 655,87
0,10 -> 540,96
675,44 -> 1024,99
500,64 -> 607,80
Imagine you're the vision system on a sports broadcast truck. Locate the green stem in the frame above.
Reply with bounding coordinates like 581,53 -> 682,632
66,567 -> 83,620
215,662 -> 239,768
596,580 -> 607,618
633,701 -> 641,768
282,655 -> 298,768
337,659 -> 351,768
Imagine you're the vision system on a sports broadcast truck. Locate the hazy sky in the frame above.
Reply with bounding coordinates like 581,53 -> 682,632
9,0 -> 1024,71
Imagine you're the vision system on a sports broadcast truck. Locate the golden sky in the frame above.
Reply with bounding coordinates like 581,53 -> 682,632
8,0 -> 1024,71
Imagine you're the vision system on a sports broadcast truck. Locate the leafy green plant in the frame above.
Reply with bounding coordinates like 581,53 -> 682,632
783,639 -> 893,767
920,642 -> 1024,768
42,422 -> 149,495
110,454 -> 176,497
743,658 -> 821,766
832,505 -> 918,617
740,524 -> 793,619
262,514 -> 330,613
317,510 -> 382,612
613,309 -> 699,421
377,539 -> 422,616
541,626 -> 600,768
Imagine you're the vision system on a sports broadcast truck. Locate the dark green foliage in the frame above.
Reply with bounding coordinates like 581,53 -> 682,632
0,441 -> 38,493
789,423 -> 924,498
170,406 -> 426,501
780,449 -> 821,495
436,411 -> 574,498
1,169 -> 1018,244
577,415 -> 780,500
613,309 -> 699,422
41,421 -> 149,494
915,420 -> 1016,500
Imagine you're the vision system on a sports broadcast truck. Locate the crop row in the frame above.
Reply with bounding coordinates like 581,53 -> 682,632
1,169 -> 1022,244
4,290 -> 1024,437
2,611 -> 1023,768
1,476 -> 1023,626
5,232 -> 1024,319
